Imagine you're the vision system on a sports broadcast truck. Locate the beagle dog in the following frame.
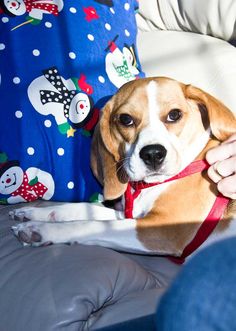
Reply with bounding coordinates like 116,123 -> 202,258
11,77 -> 236,262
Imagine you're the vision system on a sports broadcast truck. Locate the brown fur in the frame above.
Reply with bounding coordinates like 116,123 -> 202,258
136,141 -> 218,254
91,77 -> 236,255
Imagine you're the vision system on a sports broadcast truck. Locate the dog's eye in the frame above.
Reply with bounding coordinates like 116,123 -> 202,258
166,109 -> 182,123
119,114 -> 134,127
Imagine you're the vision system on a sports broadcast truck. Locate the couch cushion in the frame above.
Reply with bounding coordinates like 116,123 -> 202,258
137,30 -> 236,112
0,0 -> 144,205
137,0 -> 236,41
0,202 -> 181,331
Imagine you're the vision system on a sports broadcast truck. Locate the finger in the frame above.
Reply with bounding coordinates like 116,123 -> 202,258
207,164 -> 223,183
217,174 -> 236,199
206,140 -> 236,165
214,156 -> 236,177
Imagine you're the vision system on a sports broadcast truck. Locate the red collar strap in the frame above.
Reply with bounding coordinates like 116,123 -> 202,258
124,160 -> 230,263
125,160 -> 210,218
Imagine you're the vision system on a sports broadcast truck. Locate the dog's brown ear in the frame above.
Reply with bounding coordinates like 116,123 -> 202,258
91,100 -> 128,200
185,84 -> 236,141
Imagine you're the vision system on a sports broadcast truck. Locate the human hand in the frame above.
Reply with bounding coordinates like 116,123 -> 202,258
206,134 -> 236,199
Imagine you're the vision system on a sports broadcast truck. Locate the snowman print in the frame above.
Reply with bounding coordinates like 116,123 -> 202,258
0,0 -> 63,26
0,156 -> 54,204
28,67 -> 96,136
105,36 -> 140,88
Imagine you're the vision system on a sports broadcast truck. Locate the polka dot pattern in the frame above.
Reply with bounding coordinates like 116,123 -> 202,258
33,49 -> 40,56
57,148 -> 64,156
45,21 -> 52,28
67,181 -> 74,189
87,34 -> 95,41
69,52 -> 76,59
2,17 -> 9,23
27,147 -> 35,155
70,7 -> 77,13
15,111 -> 23,118
25,0 -> 59,16
11,173 -> 48,202
13,77 -> 20,84
0,0 -> 144,203
44,119 -> 52,127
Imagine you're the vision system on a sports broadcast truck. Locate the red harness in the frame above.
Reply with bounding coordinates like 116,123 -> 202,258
124,160 -> 230,263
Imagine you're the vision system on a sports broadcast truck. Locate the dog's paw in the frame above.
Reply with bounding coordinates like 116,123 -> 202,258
12,222 -> 53,247
9,207 -> 35,222
9,206 -> 57,222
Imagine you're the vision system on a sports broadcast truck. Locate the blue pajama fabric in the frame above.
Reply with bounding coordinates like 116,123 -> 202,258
0,0 -> 144,204
156,238 -> 236,331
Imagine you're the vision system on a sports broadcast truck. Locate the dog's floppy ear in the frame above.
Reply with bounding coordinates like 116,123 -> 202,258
185,84 -> 236,141
91,99 -> 128,200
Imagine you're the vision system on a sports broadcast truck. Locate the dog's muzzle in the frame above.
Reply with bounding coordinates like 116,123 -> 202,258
139,144 -> 167,170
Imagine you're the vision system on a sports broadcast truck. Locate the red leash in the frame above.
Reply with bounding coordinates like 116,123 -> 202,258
124,160 -> 230,262
169,193 -> 229,263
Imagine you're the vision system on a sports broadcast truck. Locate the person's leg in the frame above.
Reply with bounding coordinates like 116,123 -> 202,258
156,237 -> 236,331
96,314 -> 156,331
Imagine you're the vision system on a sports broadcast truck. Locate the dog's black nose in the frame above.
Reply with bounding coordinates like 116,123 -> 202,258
139,144 -> 167,169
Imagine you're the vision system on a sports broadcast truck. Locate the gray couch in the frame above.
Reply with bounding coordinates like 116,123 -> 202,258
0,202 -> 180,330
1,1 -> 236,330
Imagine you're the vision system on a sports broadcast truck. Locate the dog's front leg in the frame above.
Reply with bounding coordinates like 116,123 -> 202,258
12,214 -> 187,256
13,210 -> 190,256
12,218 -> 153,254
10,203 -> 122,222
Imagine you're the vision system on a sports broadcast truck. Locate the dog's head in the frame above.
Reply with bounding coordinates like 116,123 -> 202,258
91,77 -> 236,200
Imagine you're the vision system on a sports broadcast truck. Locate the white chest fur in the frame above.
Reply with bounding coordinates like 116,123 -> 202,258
131,181 -> 174,218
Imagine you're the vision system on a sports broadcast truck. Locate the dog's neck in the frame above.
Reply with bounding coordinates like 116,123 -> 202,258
125,159 -> 210,219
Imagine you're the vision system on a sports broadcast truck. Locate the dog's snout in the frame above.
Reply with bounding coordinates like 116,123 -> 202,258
139,144 -> 167,169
